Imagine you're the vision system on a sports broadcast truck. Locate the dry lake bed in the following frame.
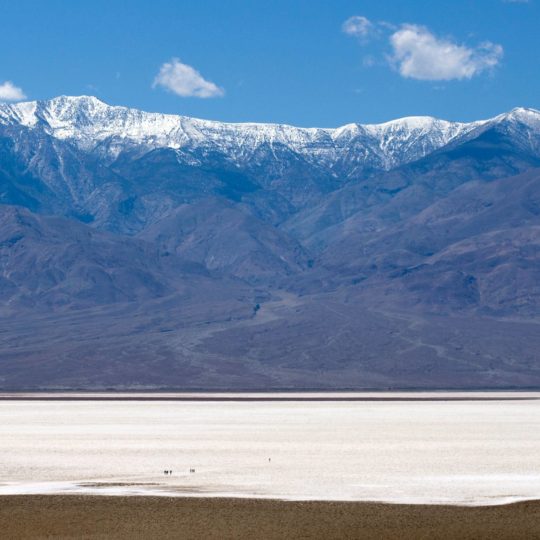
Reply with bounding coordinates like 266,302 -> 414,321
1,392 -> 539,505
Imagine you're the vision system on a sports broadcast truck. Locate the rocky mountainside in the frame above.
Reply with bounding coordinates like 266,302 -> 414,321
1,97 -> 539,390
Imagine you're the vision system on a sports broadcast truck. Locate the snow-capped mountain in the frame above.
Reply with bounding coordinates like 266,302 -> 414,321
0,95 -> 496,169
1,95 -> 540,233
2,96 -> 540,390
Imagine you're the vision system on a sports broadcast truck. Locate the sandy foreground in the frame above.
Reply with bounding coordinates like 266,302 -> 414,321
0,496 -> 539,540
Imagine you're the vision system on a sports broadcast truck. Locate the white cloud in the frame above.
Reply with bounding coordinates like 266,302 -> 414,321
0,81 -> 26,102
153,58 -> 224,98
389,25 -> 503,81
342,16 -> 374,40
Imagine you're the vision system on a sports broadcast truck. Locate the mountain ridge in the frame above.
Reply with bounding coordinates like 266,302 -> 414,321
4,96 -> 534,169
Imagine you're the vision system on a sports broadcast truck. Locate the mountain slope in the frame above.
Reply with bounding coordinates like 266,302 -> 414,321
0,97 -> 539,389
0,204 -> 243,311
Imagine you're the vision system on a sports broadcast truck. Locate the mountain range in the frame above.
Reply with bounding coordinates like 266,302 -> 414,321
1,96 -> 539,390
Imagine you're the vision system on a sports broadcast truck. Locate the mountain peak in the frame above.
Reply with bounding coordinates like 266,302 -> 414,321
46,94 -> 108,109
509,106 -> 540,115
494,107 -> 540,126
366,115 -> 445,130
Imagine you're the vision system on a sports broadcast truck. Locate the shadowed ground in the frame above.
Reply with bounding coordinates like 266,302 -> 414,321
1,496 -> 540,540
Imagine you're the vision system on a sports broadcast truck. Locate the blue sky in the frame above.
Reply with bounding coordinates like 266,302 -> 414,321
0,0 -> 538,126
